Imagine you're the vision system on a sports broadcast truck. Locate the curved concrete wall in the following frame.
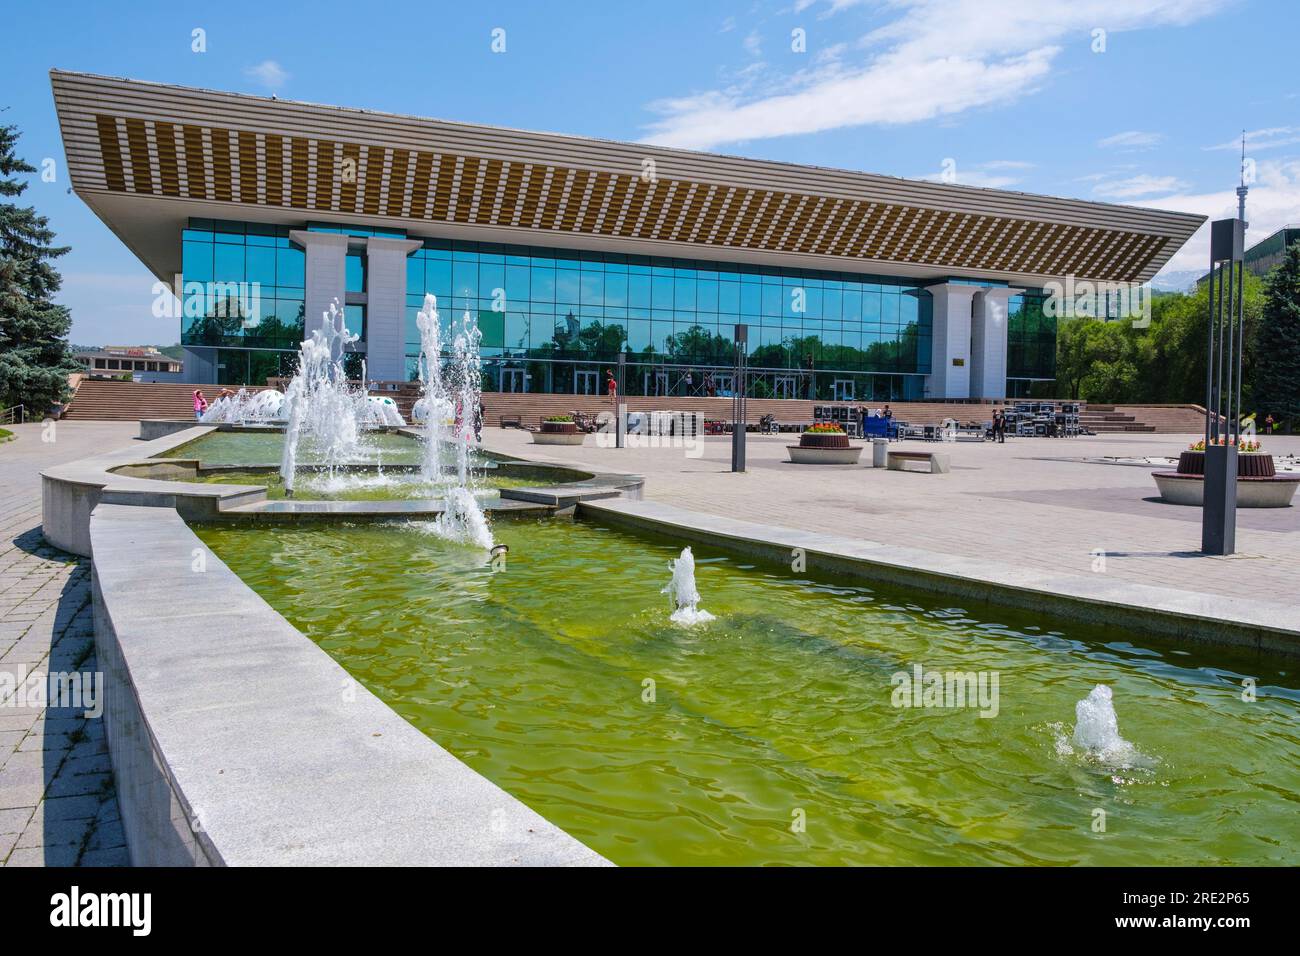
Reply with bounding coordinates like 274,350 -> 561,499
90,502 -> 607,866
41,426 -> 264,557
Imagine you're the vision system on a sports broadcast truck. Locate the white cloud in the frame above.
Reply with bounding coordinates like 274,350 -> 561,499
642,0 -> 1227,150
244,60 -> 289,92
918,159 -> 1034,188
1097,130 -> 1163,150
743,29 -> 763,57
1205,126 -> 1300,152
1093,173 -> 1189,199
1144,158 -> 1300,278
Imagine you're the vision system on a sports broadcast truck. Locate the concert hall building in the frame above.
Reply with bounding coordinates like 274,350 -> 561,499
51,70 -> 1203,401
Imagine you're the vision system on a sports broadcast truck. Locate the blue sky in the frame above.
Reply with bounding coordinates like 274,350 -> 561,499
3,0 -> 1298,345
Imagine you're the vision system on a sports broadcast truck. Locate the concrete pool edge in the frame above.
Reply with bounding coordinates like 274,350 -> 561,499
89,501 -> 611,867
42,425 -> 268,557
577,498 -> 1300,657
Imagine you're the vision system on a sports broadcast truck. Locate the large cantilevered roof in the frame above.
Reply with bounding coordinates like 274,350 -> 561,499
51,69 -> 1204,287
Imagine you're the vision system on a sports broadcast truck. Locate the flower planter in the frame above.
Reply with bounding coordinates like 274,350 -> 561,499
1176,450 -> 1275,478
787,432 -> 863,464
533,430 -> 586,446
1152,471 -> 1299,507
798,432 -> 851,449
540,421 -> 580,434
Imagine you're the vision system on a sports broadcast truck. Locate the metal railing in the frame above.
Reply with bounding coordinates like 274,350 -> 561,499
0,405 -> 25,426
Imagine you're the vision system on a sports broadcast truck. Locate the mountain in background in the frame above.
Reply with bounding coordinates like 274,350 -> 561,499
1149,270 -> 1203,293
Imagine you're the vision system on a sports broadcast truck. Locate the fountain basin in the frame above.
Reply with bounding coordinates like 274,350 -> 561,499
193,514 -> 1300,866
1152,471 -> 1300,507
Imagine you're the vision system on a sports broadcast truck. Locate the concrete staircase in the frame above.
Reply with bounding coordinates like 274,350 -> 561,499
60,378 -> 1212,434
61,379 -> 272,422
1079,404 -> 1206,434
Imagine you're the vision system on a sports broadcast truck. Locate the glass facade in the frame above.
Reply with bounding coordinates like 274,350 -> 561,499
404,237 -> 933,400
178,218 -> 1056,397
1007,291 -> 1057,385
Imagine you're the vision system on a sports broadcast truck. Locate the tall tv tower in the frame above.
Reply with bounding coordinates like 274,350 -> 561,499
1236,130 -> 1249,223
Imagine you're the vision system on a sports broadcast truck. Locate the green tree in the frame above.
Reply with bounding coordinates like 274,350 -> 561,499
0,125 -> 77,413
1251,240 -> 1300,430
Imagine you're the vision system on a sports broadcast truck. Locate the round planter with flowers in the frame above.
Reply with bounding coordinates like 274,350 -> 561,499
533,415 -> 587,445
1153,439 -> 1299,507
787,423 -> 863,464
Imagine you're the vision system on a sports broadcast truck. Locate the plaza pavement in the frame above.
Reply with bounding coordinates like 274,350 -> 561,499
482,426 -> 1300,609
0,419 -> 137,867
3,418 -> 1296,867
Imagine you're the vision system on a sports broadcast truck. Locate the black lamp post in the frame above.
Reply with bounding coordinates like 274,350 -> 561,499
1202,218 -> 1246,555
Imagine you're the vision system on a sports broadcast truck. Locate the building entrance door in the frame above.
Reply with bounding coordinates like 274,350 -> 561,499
774,375 -> 797,399
713,373 -> 735,396
574,369 -> 598,395
644,369 -> 669,396
832,378 -> 855,402
500,368 -> 526,392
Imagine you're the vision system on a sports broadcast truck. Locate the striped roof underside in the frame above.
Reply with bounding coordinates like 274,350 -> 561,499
53,72 -> 1204,284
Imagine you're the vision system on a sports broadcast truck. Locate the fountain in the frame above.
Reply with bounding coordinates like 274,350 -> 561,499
1072,684 -> 1137,764
413,293 -> 492,550
278,299 -> 375,495
662,546 -> 715,625
200,387 -> 287,424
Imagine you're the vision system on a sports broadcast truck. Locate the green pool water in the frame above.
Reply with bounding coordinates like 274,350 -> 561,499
159,429 -> 427,467
194,518 -> 1300,866
168,469 -> 548,501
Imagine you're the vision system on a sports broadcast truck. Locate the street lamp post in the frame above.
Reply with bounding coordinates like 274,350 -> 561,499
732,324 -> 748,472
1202,218 -> 1246,555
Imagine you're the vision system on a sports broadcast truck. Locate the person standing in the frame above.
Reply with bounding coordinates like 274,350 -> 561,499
1266,413 -> 1275,435
193,389 -> 207,421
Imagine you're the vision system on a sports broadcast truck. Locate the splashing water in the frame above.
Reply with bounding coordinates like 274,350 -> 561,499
414,293 -> 491,549
278,299 -> 383,495
662,547 -> 715,625
201,387 -> 287,424
1070,684 -> 1141,766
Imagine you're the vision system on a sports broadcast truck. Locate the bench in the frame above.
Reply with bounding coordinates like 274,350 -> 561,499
886,450 -> 950,474
499,414 -> 522,428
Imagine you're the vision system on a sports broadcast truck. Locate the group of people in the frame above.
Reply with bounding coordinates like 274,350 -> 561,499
990,409 -> 1008,443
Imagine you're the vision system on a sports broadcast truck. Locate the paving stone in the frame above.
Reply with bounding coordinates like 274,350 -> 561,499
0,704 -> 46,724
45,770 -> 109,799
86,817 -> 125,852
17,731 -> 73,752
27,794 -> 101,824
77,845 -> 130,867
0,806 -> 33,835
60,752 -> 112,777
4,843 -> 80,866
16,814 -> 91,849
0,749 -> 56,773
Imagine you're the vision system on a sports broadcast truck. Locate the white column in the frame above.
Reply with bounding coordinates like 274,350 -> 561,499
970,287 -> 1021,400
926,283 -> 976,399
364,236 -> 423,382
288,230 -> 349,333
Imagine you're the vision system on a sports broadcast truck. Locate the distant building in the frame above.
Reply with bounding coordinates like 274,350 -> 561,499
74,345 -> 183,382
1198,225 -> 1300,288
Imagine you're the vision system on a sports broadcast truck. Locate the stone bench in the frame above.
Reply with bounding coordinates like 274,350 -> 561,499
887,450 -> 950,474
